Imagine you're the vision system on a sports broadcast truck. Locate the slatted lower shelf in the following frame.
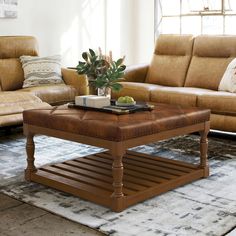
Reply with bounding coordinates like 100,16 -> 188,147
31,151 -> 205,211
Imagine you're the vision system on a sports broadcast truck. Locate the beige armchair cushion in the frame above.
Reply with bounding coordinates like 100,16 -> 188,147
185,35 -> 236,90
145,34 -> 194,87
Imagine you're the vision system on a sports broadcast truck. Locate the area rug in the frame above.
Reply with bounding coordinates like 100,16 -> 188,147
0,130 -> 236,236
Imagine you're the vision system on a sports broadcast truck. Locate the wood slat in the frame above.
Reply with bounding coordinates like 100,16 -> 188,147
100,152 -> 185,176
125,168 -> 204,207
77,155 -> 170,182
53,163 -> 147,192
84,156 -> 160,187
69,158 -> 162,185
124,153 -> 193,173
85,154 -> 171,182
127,151 -> 197,169
98,152 -> 194,173
31,170 -> 112,208
34,169 -> 111,196
40,166 -> 131,194
96,153 -> 178,180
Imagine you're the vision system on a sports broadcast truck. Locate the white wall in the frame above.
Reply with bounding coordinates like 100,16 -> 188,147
0,0 -> 154,66
120,0 -> 155,65
107,0 -> 155,65
0,0 -> 106,66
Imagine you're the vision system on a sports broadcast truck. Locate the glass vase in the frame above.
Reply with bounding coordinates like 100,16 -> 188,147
97,87 -> 111,99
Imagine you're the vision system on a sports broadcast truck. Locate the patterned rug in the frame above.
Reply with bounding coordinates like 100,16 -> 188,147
0,128 -> 236,236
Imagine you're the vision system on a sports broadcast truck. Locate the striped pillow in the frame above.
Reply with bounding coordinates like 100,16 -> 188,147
20,55 -> 64,88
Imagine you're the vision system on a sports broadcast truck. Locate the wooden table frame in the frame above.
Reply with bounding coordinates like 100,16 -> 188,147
24,121 -> 210,212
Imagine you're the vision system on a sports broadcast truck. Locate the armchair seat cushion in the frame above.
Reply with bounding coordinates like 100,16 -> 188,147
151,87 -> 213,107
19,84 -> 77,105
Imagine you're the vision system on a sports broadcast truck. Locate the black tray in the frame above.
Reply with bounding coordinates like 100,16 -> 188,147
68,102 -> 154,115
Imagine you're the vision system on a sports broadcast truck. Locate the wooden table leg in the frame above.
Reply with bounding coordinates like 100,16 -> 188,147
111,142 -> 125,212
25,133 -> 37,181
199,121 -> 210,177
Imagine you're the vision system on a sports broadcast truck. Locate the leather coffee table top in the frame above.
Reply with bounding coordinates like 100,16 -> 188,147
23,103 -> 210,141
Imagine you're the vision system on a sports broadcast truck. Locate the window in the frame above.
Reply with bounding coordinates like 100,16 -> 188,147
155,0 -> 236,35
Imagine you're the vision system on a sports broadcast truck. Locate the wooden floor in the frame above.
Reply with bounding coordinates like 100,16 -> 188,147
0,193 -> 104,236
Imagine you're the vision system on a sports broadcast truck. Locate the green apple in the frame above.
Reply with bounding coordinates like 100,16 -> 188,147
125,96 -> 135,103
117,96 -> 126,103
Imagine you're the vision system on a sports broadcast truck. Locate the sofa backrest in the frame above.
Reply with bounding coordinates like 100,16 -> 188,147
145,34 -> 194,87
184,35 -> 236,90
0,36 -> 39,91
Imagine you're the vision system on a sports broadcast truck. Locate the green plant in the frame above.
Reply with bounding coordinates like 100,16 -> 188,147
76,48 -> 126,94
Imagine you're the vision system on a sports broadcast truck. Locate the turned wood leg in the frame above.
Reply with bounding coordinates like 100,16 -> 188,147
25,133 -> 37,181
111,143 -> 125,212
199,122 -> 210,177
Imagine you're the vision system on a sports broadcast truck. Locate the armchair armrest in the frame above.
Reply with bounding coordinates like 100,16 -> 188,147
123,64 -> 149,83
61,68 -> 89,95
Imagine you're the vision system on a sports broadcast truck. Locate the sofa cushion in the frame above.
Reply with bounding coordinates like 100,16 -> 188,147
210,114 -> 236,132
19,84 -> 77,105
112,82 -> 156,101
0,114 -> 23,127
0,36 -> 39,91
197,91 -> 236,114
185,35 -> 236,90
0,58 -> 24,91
151,86 -> 213,107
20,55 -> 64,88
0,36 -> 38,59
0,91 -> 50,127
145,34 -> 194,87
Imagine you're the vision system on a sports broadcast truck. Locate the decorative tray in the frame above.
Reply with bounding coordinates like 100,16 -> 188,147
68,102 -> 154,115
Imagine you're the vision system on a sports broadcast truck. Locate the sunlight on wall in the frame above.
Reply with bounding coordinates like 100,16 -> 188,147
60,0 -> 106,66
60,16 -> 79,66
106,0 -> 121,59
80,0 -> 106,54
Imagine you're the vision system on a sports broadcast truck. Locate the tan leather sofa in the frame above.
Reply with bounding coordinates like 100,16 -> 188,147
113,34 -> 236,132
0,36 -> 88,127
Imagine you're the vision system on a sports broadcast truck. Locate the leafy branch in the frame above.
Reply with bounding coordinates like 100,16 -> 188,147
76,48 -> 126,93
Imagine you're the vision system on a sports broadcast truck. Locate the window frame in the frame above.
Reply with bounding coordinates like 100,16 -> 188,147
154,0 -> 236,35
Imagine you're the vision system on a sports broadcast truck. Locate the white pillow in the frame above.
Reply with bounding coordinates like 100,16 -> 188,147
20,55 -> 64,88
218,58 -> 236,93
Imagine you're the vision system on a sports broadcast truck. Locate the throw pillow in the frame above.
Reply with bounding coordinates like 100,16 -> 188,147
218,58 -> 236,93
20,55 -> 64,88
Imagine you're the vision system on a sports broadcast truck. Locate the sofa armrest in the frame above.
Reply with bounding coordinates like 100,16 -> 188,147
61,68 -> 89,95
123,64 -> 149,83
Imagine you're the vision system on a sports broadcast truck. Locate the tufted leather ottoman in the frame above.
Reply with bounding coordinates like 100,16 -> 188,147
23,103 -> 210,212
